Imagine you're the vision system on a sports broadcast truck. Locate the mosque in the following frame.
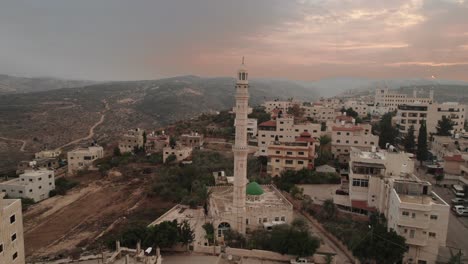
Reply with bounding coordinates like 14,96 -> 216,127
207,59 -> 293,237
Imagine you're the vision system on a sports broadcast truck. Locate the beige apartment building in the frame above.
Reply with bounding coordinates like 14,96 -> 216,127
343,100 -> 369,117
145,132 -> 170,153
330,122 -> 378,164
118,128 -> 145,153
246,118 -> 257,138
303,103 -> 340,123
0,193 -> 25,264
431,135 -> 468,160
375,88 -> 434,111
179,132 -> 204,148
333,148 -> 449,264
396,102 -> 466,139
67,145 -> 104,175
257,116 -> 322,156
16,157 -> 60,175
267,132 -> 316,177
0,169 -> 55,202
388,179 -> 449,264
163,145 -> 193,163
262,100 -> 295,113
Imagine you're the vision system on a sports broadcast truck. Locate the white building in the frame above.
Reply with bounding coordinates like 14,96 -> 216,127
262,100 -> 294,113
343,100 -> 369,118
67,145 -> 104,175
303,103 -> 340,123
246,118 -> 258,138
257,116 -> 322,156
0,193 -> 25,264
333,148 -> 449,264
0,169 -> 55,202
396,102 -> 466,139
375,88 -> 434,112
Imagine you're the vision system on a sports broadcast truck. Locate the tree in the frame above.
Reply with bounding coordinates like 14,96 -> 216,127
447,249 -> 468,264
322,199 -> 336,219
113,147 -> 121,157
435,173 -> 444,185
143,131 -> 147,148
403,125 -> 416,153
169,137 -> 177,148
178,220 -> 195,246
417,121 -> 428,164
202,223 -> 215,245
287,104 -> 305,118
378,112 -> 398,149
436,116 -> 455,136
352,214 -> 407,264
316,135 -> 332,166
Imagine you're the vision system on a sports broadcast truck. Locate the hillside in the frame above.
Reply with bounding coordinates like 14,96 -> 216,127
0,75 -> 318,171
0,74 -> 95,94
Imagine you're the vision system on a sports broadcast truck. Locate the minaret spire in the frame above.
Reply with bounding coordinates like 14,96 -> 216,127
232,58 -> 250,234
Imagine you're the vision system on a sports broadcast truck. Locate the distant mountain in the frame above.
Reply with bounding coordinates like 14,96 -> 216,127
0,74 -> 96,94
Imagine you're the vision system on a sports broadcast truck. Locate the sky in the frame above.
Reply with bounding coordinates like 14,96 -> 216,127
1,0 -> 467,81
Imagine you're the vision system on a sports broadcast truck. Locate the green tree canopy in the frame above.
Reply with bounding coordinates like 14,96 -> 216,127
352,214 -> 407,264
403,125 -> 416,153
417,121 -> 428,163
436,116 -> 455,136
378,112 -> 398,149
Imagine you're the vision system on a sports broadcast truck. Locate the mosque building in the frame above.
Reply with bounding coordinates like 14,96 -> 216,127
207,59 -> 293,237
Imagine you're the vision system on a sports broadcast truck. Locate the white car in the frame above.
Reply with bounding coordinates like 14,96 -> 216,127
452,205 -> 468,216
290,258 -> 311,264
451,198 -> 468,205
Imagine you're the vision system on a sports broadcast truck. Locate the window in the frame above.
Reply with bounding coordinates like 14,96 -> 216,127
409,230 -> 415,238
246,218 -> 249,225
402,211 -> 410,216
337,132 -> 341,135
281,216 -> 285,221
263,218 -> 268,223
430,215 -> 438,220
49,175 -> 52,178
0,243 -> 3,253
13,252 -> 18,260
10,214 -> 15,224
411,213 -> 416,218
352,179 -> 369,187
11,233 -> 17,242
429,232 -> 436,238
298,151 -> 305,155
274,217 -> 280,221
285,160 -> 293,165
286,151 -> 293,155
276,151 -> 280,154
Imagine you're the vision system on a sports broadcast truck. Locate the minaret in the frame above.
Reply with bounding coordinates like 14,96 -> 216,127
232,57 -> 250,234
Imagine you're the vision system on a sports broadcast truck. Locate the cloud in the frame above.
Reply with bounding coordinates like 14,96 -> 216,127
0,0 -> 467,81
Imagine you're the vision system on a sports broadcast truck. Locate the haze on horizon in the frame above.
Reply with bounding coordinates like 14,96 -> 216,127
1,0 -> 468,82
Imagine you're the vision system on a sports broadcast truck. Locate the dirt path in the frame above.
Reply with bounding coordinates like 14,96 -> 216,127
0,136 -> 27,152
57,100 -> 109,150
24,178 -> 145,258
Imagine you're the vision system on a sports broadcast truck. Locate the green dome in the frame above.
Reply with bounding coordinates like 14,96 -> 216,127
246,182 -> 264,196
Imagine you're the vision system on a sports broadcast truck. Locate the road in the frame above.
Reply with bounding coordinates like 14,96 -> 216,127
0,136 -> 27,152
57,100 -> 109,150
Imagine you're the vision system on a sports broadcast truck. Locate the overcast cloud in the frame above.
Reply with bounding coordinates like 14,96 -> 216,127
1,0 -> 467,81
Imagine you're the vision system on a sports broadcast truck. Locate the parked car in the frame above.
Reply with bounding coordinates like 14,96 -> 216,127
452,205 -> 468,216
291,258 -> 311,264
451,198 -> 468,205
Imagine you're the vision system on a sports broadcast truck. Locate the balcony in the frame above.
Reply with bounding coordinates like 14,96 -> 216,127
397,216 -> 430,229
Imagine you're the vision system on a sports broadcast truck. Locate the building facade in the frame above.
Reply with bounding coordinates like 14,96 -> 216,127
118,128 -> 145,153
267,132 -> 316,177
179,132 -> 204,148
67,146 -> 104,175
396,102 -> 466,139
375,88 -> 434,111
246,118 -> 258,139
35,149 -> 61,159
0,193 -> 25,264
0,169 -> 55,202
330,122 -> 378,164
258,117 -> 321,156
162,145 -> 193,163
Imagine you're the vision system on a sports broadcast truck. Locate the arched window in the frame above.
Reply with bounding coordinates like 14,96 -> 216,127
218,222 -> 231,237
239,73 -> 242,80
242,72 -> 245,80
246,73 -> 248,80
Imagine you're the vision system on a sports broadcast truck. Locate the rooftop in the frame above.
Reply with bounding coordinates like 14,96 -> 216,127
259,120 -> 276,127
398,191 -> 447,206
208,185 -> 292,214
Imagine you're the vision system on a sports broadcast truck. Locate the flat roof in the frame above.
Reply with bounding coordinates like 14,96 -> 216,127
208,185 -> 293,213
398,191 -> 447,206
